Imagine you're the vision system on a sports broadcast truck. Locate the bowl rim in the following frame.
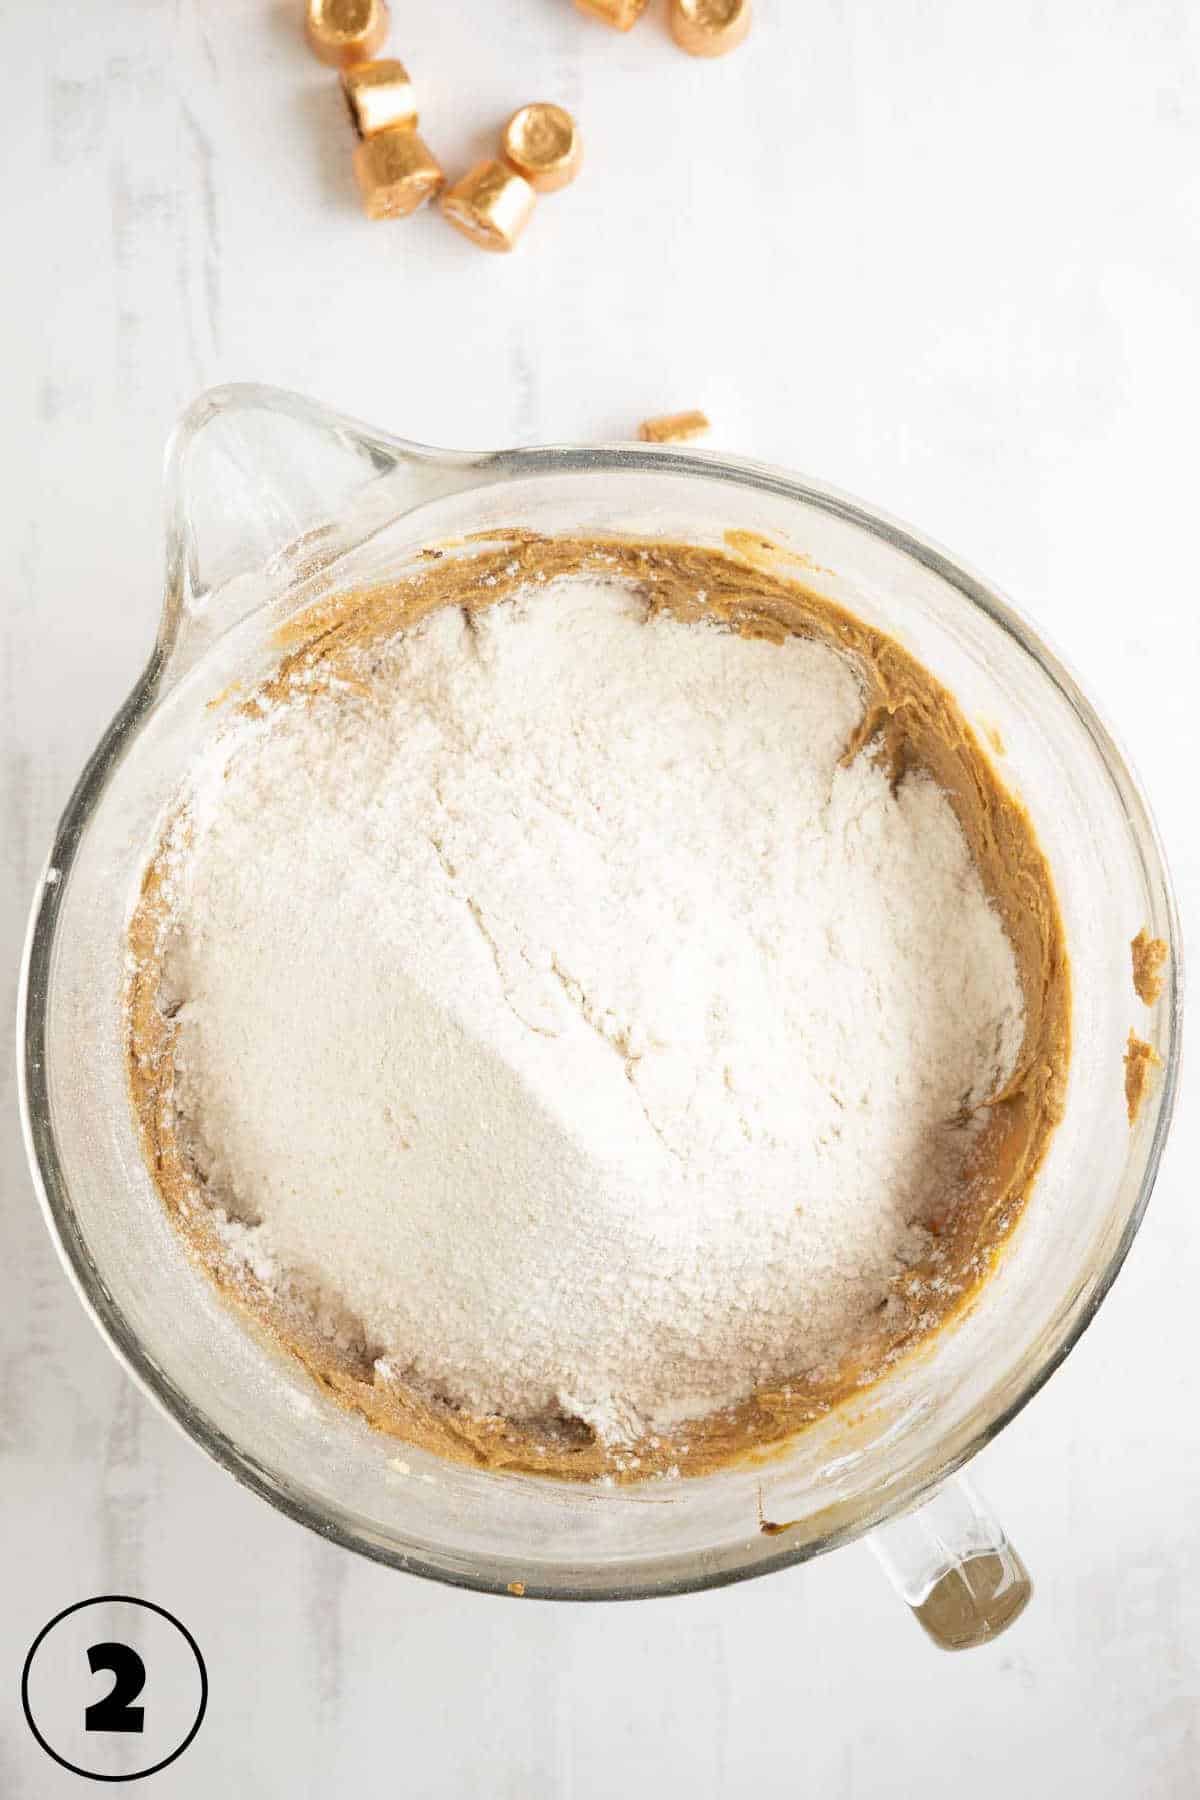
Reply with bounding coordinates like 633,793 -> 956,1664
17,392 -> 1185,1600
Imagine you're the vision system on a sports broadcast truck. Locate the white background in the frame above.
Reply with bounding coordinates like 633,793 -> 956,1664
2,2 -> 1199,1793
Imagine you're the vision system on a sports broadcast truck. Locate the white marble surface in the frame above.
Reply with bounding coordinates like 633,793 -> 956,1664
3,2 -> 1199,1792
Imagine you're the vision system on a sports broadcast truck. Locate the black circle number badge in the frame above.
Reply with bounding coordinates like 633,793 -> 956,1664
22,1597 -> 206,1782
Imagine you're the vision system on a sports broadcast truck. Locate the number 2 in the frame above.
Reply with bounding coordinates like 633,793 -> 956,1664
84,1642 -> 146,1734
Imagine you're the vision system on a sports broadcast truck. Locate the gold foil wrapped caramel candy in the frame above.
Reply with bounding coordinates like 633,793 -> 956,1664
353,127 -> 444,219
341,59 -> 417,137
669,0 -> 751,57
501,104 -> 582,195
305,0 -> 390,68
440,160 -> 536,252
638,410 -> 711,444
574,0 -> 648,30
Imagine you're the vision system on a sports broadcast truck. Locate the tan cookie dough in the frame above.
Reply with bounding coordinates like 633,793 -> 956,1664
126,535 -> 1071,1482
1131,927 -> 1168,1006
1124,1030 -> 1162,1126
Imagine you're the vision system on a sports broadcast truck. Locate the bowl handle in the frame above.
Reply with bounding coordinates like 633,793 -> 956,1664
157,383 -> 506,681
866,1473 -> 1032,1650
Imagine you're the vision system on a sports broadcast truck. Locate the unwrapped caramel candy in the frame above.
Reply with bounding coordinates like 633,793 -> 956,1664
441,160 -> 536,252
353,126 -> 444,219
306,0 -> 390,68
574,0 -> 648,30
502,104 -> 582,194
638,410 -> 711,444
341,59 -> 417,136
669,0 -> 751,57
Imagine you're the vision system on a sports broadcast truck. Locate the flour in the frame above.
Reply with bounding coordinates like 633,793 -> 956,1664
153,576 -> 1025,1443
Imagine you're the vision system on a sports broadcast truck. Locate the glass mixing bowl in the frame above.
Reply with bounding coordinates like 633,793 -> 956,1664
18,387 -> 1182,1645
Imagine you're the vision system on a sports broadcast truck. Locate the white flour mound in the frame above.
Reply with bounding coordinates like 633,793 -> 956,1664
155,577 -> 1024,1443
